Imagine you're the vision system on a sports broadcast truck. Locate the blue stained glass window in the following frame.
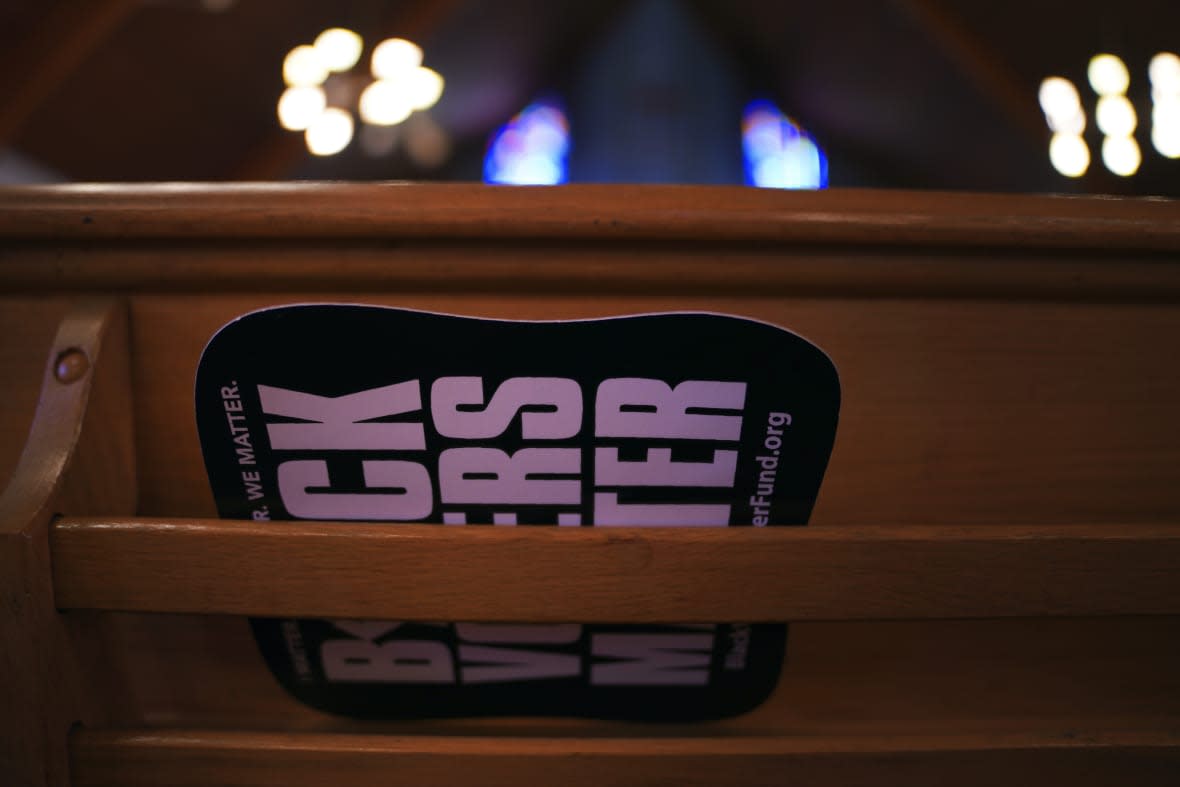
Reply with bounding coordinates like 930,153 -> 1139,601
742,99 -> 828,189
484,98 -> 571,185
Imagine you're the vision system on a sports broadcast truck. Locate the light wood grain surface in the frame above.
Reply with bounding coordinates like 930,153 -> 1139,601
118,294 -> 1180,526
1,184 -> 1179,250
8,244 -> 1180,302
0,297 -> 73,488
109,614 -> 1180,737
52,518 -> 1180,621
2,185 -> 1178,784
69,726 -> 1180,787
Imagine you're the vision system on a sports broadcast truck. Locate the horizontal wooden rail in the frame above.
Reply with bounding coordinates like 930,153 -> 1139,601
69,727 -> 1180,787
3,184 -> 1180,249
51,518 -> 1180,622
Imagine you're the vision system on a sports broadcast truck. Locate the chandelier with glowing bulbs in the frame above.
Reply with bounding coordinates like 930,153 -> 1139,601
1039,51 -> 1180,178
278,28 -> 445,157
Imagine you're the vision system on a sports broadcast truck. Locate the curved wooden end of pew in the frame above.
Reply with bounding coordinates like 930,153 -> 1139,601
0,298 -> 133,533
0,299 -> 133,786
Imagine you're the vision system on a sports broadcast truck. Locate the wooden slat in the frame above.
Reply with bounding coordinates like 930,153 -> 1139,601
104,615 -> 1180,736
5,247 -> 1180,303
69,727 -> 1180,787
1,184 -> 1180,250
51,518 -> 1180,621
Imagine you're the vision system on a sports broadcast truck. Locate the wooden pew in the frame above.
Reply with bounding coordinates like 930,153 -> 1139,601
2,183 -> 1179,785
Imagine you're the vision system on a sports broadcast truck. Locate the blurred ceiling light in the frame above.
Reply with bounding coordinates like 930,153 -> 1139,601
1154,99 -> 1180,127
1101,134 -> 1141,176
407,67 -> 445,111
1088,53 -> 1130,96
314,28 -> 363,73
1152,92 -> 1180,158
372,38 -> 423,79
1048,133 -> 1090,177
1043,53 -> 1180,178
359,80 -> 413,126
484,99 -> 571,185
1054,108 -> 1086,135
277,86 -> 326,131
741,100 -> 827,189
1150,52 -> 1180,159
1095,94 -> 1137,136
1039,78 -> 1086,134
1149,52 -> 1180,90
279,31 -> 444,157
306,107 -> 354,156
283,45 -> 328,88
1039,77 -> 1081,117
1151,122 -> 1180,158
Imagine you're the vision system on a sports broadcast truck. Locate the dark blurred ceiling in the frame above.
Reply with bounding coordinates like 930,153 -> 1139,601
1,0 -> 1178,195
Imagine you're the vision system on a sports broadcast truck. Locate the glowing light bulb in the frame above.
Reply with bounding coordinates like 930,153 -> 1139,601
1038,77 -> 1086,133
314,28 -> 363,73
1039,77 -> 1081,116
305,107 -> 354,155
1152,122 -> 1180,158
1095,94 -> 1137,136
1102,135 -> 1141,176
1155,99 -> 1180,127
1149,52 -> 1180,91
359,80 -> 413,126
1049,133 -> 1090,177
372,38 -> 422,79
1088,54 -> 1130,96
1153,85 -> 1178,105
407,66 -> 444,110
277,85 -> 326,131
1054,107 -> 1087,135
1151,92 -> 1180,158
283,45 -> 328,87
